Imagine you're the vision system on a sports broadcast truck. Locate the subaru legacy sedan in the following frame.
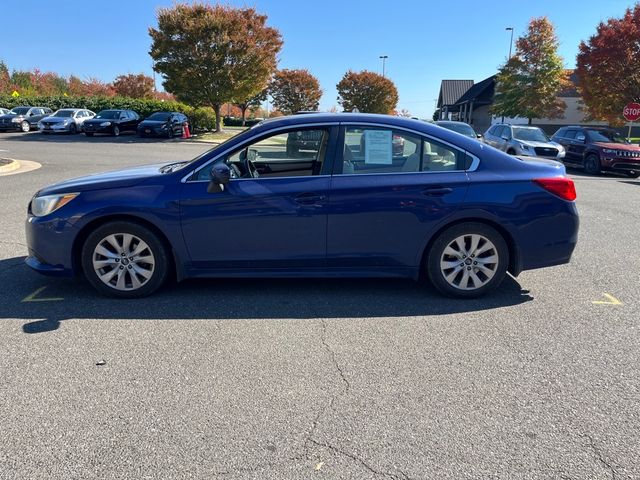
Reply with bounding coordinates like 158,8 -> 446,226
25,114 -> 578,298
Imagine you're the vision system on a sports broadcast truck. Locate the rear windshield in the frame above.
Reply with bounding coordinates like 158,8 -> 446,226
95,110 -> 120,119
53,110 -> 75,118
147,112 -> 171,121
586,129 -> 626,144
439,122 -> 476,138
512,127 -> 548,142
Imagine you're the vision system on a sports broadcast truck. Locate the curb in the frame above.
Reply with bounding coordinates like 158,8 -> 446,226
0,158 -> 21,174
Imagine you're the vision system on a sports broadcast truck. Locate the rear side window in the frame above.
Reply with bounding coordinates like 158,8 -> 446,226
339,126 -> 469,174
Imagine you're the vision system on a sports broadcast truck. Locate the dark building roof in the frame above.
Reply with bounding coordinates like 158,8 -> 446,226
437,80 -> 474,107
455,75 -> 496,105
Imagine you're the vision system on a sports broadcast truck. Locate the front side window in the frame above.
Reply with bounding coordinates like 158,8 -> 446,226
194,128 -> 329,180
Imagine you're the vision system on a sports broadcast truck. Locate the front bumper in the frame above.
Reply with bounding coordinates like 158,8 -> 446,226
25,215 -> 77,278
138,126 -> 168,136
40,124 -> 72,133
83,124 -> 113,134
601,156 -> 640,174
0,123 -> 22,131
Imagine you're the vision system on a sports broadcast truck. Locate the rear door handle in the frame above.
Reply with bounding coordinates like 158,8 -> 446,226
422,187 -> 453,196
294,193 -> 326,205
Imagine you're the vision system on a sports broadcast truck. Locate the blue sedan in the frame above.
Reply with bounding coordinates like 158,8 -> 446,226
25,113 -> 578,298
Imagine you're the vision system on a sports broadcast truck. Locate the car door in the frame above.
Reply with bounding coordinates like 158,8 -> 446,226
558,129 -> 579,163
489,126 -> 504,149
179,125 -> 338,271
326,124 -> 470,272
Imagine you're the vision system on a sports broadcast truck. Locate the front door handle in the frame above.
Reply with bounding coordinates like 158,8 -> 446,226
422,187 -> 453,196
294,193 -> 326,205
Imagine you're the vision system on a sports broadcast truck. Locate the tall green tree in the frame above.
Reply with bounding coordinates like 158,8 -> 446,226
269,69 -> 322,114
576,4 -> 640,125
149,3 -> 282,132
336,70 -> 398,114
491,17 -> 568,124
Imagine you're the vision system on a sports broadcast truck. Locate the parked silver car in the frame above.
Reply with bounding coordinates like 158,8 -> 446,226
483,124 -> 565,159
38,108 -> 96,134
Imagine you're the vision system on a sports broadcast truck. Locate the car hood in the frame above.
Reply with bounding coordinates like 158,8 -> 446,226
517,140 -> 559,149
139,120 -> 167,127
593,142 -> 640,151
85,118 -> 116,123
0,114 -> 21,120
41,116 -> 69,123
38,163 -> 169,195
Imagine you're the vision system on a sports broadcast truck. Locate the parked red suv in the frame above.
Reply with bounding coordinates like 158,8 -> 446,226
551,126 -> 640,178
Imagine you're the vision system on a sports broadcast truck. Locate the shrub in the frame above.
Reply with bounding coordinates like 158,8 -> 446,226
222,116 -> 262,127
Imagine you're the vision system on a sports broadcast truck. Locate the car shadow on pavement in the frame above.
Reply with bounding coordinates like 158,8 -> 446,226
3,132 -> 190,144
0,257 -> 534,334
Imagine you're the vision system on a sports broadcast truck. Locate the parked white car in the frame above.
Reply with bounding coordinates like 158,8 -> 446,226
38,109 -> 96,134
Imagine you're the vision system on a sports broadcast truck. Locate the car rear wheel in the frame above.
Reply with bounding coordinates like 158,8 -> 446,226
81,221 -> 169,298
426,223 -> 508,298
21,121 -> 30,132
585,154 -> 601,175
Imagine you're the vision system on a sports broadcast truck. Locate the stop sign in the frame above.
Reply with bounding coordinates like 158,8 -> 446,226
623,102 -> 640,121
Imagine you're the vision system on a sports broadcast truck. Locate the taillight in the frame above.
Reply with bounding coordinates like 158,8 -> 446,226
533,177 -> 576,201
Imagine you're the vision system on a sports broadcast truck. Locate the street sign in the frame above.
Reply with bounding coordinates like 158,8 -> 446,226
623,102 -> 640,122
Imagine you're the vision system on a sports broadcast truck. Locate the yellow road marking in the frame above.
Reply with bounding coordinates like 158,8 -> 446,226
315,462 -> 324,471
21,286 -> 64,303
592,293 -> 622,305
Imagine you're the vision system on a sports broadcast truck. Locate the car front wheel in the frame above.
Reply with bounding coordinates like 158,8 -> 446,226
585,154 -> 601,175
426,223 -> 508,298
626,171 -> 639,179
112,125 -> 120,137
21,121 -> 30,132
81,221 -> 169,298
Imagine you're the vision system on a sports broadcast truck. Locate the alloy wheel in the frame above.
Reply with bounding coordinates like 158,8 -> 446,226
21,121 -> 30,132
439,234 -> 499,291
92,233 -> 155,291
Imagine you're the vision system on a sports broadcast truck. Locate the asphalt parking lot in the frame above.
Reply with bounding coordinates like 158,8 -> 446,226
0,131 -> 639,480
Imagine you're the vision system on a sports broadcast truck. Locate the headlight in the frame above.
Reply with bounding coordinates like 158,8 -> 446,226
100,121 -> 111,127
160,124 -> 167,129
62,119 -> 71,125
518,142 -> 531,150
11,117 -> 21,123
602,148 -> 616,154
31,193 -> 79,217
37,122 -> 43,128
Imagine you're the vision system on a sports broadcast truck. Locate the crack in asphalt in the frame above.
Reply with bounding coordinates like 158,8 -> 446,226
309,439 -> 413,480
582,434 -> 619,479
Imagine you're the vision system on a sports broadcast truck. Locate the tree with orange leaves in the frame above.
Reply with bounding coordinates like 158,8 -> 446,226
491,17 -> 567,124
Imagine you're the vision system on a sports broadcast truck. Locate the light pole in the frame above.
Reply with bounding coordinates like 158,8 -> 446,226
506,27 -> 514,59
379,55 -> 388,78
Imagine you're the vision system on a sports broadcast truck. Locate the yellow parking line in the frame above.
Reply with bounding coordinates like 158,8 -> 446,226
591,293 -> 622,305
21,286 -> 64,302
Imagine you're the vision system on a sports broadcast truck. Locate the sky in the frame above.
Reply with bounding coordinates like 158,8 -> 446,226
2,0 -> 637,118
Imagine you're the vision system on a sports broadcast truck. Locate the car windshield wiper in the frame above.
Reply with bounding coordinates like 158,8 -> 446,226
159,161 -> 188,173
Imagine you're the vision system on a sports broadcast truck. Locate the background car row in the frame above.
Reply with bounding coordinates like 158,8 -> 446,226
0,106 -> 189,138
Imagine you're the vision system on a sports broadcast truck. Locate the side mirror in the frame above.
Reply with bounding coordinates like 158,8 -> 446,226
576,135 -> 586,143
207,163 -> 231,193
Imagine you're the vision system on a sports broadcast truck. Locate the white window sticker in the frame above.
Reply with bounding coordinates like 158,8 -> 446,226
364,130 -> 392,164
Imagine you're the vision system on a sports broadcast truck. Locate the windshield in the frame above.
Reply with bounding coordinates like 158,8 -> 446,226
587,129 -> 626,144
439,122 -> 476,138
95,110 -> 120,119
147,112 -> 171,121
53,110 -> 75,118
9,107 -> 30,115
512,127 -> 549,142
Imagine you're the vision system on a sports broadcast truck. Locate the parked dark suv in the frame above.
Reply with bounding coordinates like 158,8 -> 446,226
551,126 -> 640,178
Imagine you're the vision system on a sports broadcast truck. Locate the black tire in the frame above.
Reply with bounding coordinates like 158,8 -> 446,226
584,154 -> 601,175
69,123 -> 77,134
506,148 -> 516,155
426,222 -> 509,298
81,221 -> 169,298
85,132 -> 94,137
112,125 -> 120,137
626,171 -> 640,179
